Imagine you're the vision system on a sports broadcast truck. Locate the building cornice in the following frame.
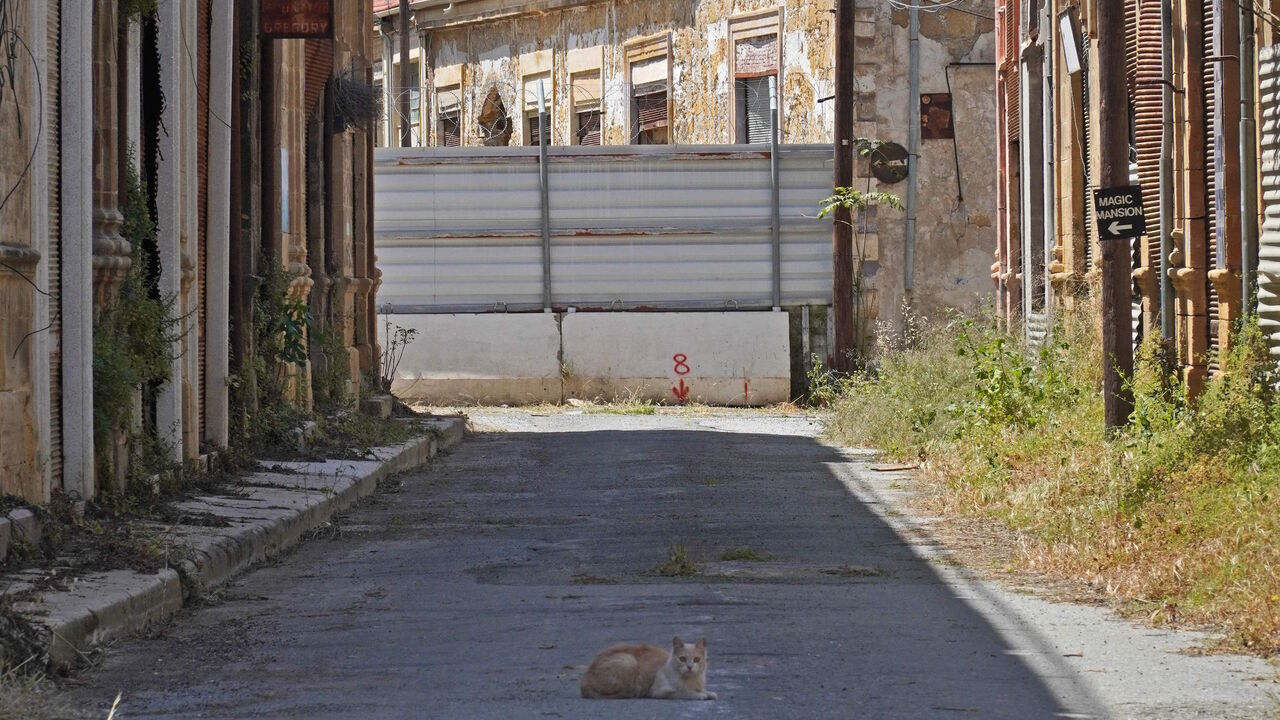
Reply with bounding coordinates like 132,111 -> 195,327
375,0 -> 608,32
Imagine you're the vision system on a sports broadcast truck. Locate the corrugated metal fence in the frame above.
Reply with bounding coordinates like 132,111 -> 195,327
374,144 -> 835,313
1258,45 -> 1280,362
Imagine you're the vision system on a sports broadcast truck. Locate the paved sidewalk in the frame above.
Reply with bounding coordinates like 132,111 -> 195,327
3,417 -> 464,672
57,411 -> 1276,719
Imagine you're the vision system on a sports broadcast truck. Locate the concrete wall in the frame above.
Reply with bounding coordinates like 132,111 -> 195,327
862,6 -> 998,330
385,313 -> 563,405
384,311 -> 791,405
561,311 -> 790,405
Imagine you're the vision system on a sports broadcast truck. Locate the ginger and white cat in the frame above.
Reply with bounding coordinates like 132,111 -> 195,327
580,636 -> 716,700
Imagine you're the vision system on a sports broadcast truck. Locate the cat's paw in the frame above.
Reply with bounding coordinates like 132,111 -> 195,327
703,691 -> 717,701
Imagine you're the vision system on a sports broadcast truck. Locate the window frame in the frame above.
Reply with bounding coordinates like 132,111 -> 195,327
624,32 -> 672,145
407,60 -> 422,145
728,9 -> 783,145
568,47 -> 604,145
432,63 -> 464,147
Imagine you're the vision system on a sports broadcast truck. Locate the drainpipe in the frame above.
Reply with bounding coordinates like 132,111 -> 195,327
904,4 -> 920,299
769,74 -> 782,311
1241,1 -> 1259,313
1159,0 -> 1174,340
538,79 -> 552,311
1043,20 -> 1055,314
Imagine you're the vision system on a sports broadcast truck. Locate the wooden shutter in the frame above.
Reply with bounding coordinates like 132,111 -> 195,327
1081,37 -> 1095,272
636,90 -> 668,131
439,112 -> 461,147
1205,0 -> 1221,364
739,76 -> 771,144
576,110 -> 601,146
526,114 -> 549,145
1005,65 -> 1020,141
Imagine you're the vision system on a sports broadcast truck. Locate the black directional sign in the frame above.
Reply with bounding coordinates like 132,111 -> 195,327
1093,186 -> 1146,240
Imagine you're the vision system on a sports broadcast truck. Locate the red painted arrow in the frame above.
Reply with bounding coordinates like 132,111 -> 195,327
672,378 -> 691,402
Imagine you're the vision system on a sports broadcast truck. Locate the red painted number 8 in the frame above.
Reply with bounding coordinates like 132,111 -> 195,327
673,354 -> 690,375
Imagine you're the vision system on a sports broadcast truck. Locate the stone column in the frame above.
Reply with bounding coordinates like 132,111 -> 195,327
155,0 -> 186,460
61,0 -> 96,499
92,0 -> 131,310
205,0 -> 235,448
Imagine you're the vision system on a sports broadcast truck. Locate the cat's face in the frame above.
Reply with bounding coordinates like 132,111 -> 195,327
670,636 -> 708,677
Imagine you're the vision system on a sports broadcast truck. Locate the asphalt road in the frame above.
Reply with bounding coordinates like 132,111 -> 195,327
62,411 -> 1275,719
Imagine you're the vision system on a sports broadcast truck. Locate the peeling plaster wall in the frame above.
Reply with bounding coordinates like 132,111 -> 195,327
419,0 -> 835,146
865,6 -> 997,327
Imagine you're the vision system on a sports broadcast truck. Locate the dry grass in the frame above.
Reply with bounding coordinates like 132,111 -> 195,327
0,669 -> 94,720
651,543 -> 701,577
830,303 -> 1280,655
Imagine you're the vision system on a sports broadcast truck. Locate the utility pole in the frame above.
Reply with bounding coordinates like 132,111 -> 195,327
398,0 -> 412,148
832,0 -> 856,374
1097,0 -> 1135,429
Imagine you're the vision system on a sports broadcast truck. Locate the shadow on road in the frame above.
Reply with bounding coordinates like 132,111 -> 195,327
65,423 -> 1101,719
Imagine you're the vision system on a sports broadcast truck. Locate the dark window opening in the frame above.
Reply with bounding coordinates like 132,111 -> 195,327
526,113 -> 550,146
632,82 -> 668,145
575,109 -> 602,146
438,111 -> 460,147
735,75 -> 773,145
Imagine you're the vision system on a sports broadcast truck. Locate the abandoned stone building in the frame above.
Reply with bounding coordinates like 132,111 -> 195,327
370,0 -> 836,147
0,0 -> 381,504
994,0 -> 1280,392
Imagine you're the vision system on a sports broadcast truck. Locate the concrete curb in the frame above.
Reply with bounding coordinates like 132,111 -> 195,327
11,417 -> 465,671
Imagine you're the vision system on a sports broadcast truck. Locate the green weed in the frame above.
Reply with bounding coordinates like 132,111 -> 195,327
651,543 -> 701,577
719,547 -> 774,562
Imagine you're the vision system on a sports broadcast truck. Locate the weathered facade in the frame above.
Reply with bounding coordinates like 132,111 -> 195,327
371,0 -> 998,345
994,0 -> 1280,392
0,0 -> 382,504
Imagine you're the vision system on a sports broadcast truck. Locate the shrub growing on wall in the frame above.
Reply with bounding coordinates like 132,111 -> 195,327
93,157 -> 180,487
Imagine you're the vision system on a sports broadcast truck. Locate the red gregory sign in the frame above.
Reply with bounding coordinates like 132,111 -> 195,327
261,0 -> 333,39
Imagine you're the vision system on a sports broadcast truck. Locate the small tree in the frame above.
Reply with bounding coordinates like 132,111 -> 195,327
817,138 -> 904,367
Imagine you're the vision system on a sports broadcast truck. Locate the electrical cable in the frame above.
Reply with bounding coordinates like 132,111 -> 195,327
884,0 -> 995,22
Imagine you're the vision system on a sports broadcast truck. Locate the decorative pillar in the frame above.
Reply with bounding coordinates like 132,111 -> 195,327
92,0 -> 131,310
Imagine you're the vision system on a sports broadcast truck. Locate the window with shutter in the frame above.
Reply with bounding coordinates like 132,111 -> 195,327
576,110 -> 601,146
633,88 -> 668,144
736,75 -> 772,145
526,113 -> 550,146
729,16 -> 779,144
570,66 -> 603,145
629,49 -> 670,144
407,61 -> 421,145
437,85 -> 461,147
438,111 -> 461,147
374,81 -> 384,146
523,72 -> 552,145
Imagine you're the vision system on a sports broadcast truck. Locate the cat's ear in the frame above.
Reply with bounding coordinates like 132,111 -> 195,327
672,636 -> 683,650
696,637 -> 707,649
